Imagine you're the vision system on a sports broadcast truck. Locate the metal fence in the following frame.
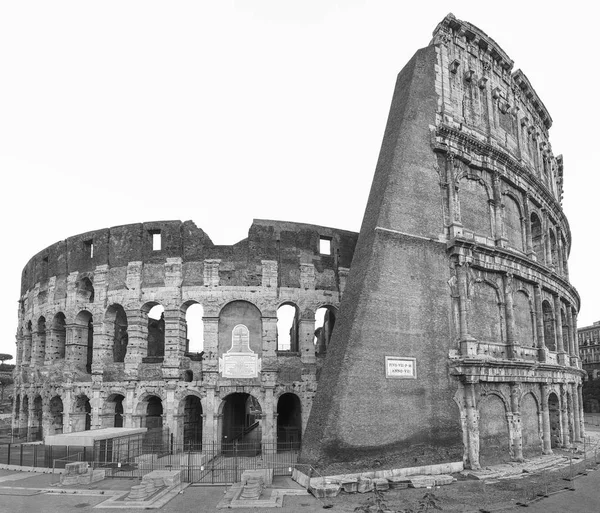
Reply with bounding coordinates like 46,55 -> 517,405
91,440 -> 298,484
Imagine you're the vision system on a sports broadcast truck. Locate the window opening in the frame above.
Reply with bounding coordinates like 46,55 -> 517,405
150,231 -> 162,251
84,240 -> 94,258
319,237 -> 332,255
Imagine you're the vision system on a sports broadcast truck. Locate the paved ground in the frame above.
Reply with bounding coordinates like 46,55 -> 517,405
1,426 -> 600,512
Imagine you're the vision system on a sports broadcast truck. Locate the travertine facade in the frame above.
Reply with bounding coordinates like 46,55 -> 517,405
301,14 -> 584,472
13,219 -> 357,445
14,13 -> 584,475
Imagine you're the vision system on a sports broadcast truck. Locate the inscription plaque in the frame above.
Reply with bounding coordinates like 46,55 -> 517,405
385,356 -> 417,379
219,324 -> 261,378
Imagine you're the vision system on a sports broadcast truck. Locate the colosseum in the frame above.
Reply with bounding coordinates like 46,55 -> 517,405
13,13 -> 584,475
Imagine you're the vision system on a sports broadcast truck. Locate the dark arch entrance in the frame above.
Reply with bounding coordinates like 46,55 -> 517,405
277,393 -> 302,450
145,396 -> 163,430
183,396 -> 203,448
114,395 -> 124,427
49,396 -> 64,434
548,392 -> 561,448
221,393 -> 261,448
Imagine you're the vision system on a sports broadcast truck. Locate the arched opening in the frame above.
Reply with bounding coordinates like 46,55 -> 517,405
77,277 -> 95,303
51,312 -> 67,360
36,316 -> 46,363
75,311 -> 94,373
221,393 -> 261,447
32,395 -> 43,441
277,393 -> 302,450
105,304 -> 128,363
145,396 -> 163,430
542,301 -> 556,352
548,393 -> 561,448
73,394 -> 91,432
185,303 -> 204,354
314,306 -> 337,354
23,321 -> 33,364
183,395 -> 203,448
49,396 -> 64,434
478,394 -> 510,466
104,394 -> 125,428
521,393 -> 541,457
531,213 -> 543,263
503,195 -> 524,251
147,305 -> 165,359
277,304 -> 299,352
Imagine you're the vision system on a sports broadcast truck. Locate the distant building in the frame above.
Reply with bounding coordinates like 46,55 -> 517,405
578,321 -> 600,412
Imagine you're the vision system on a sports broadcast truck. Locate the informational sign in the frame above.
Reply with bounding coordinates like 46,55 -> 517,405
385,356 -> 417,379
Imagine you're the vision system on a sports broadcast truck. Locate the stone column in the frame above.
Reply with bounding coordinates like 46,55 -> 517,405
572,384 -> 581,443
124,309 -> 146,378
27,395 -> 35,442
42,396 -> 53,438
63,385 -> 72,433
560,385 -> 570,447
492,173 -> 506,246
262,316 -> 278,358
540,384 -> 552,454
91,385 -> 102,430
21,332 -> 32,367
446,154 -> 463,239
457,264 -> 477,356
522,192 -> 534,257
566,308 -> 577,366
203,386 -> 216,445
504,274 -> 517,359
554,295 -> 567,365
572,310 -> 581,369
299,317 -> 316,364
162,308 -> 186,380
164,383 -> 177,436
124,384 -> 136,428
578,385 -> 586,440
464,381 -> 480,469
509,383 -> 524,461
202,317 -> 219,372
261,386 -> 275,445
534,285 -> 546,362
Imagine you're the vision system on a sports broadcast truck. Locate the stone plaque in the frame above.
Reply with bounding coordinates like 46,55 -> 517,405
219,324 -> 261,378
385,356 -> 417,379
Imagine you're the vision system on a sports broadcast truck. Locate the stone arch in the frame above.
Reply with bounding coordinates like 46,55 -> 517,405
530,212 -> 544,263
542,300 -> 556,351
73,394 -> 91,432
503,193 -> 524,251
49,395 -> 64,435
277,302 -> 300,352
75,310 -> 94,373
103,393 -> 126,428
181,394 -> 203,447
548,392 -> 561,448
143,302 -> 165,359
468,280 -> 502,344
521,392 -> 542,456
76,276 -> 94,303
50,312 -> 67,360
218,301 -> 262,356
138,395 -> 164,430
314,305 -> 337,354
105,304 -> 128,363
217,392 -> 263,445
549,228 -> 558,270
276,392 -> 302,449
458,175 -> 493,238
32,394 -> 43,441
513,290 -> 535,348
36,316 -> 47,363
478,393 -> 510,466
182,300 -> 204,353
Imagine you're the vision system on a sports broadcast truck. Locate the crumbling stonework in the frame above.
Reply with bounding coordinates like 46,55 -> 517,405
13,219 -> 357,445
300,14 -> 584,473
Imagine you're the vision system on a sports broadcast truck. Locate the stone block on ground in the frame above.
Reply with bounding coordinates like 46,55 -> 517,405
409,475 -> 436,488
388,476 -> 411,489
357,477 -> 373,493
241,468 -> 273,486
309,479 -> 341,498
433,474 -> 454,486
372,477 -> 389,490
65,461 -> 88,475
340,478 -> 358,493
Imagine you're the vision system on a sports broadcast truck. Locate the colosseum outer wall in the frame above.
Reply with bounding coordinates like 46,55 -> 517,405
13,218 -> 357,444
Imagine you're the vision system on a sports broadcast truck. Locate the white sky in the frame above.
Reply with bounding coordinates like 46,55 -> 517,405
1,1 -> 598,359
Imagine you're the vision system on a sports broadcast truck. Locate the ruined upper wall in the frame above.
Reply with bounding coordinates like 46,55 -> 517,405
430,13 -> 563,204
20,219 -> 358,296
